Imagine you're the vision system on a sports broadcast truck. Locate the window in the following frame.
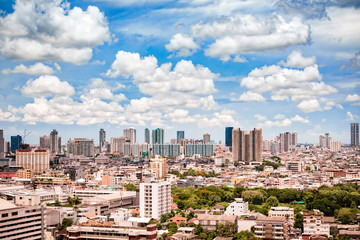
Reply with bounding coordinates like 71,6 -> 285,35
12,212 -> 18,216
2,213 -> 8,217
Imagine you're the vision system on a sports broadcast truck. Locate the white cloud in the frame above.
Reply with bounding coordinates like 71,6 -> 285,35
290,115 -> 309,123
165,33 -> 199,57
274,114 -> 285,119
0,0 -> 111,64
2,63 -> 56,75
231,91 -> 266,102
254,114 -> 267,121
188,14 -> 310,61
21,75 -> 75,97
297,99 -> 322,113
345,94 -> 360,102
347,111 -> 354,121
278,49 -> 316,68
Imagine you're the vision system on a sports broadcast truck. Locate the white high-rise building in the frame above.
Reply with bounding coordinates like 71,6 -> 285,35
16,149 -> 50,174
224,198 -> 249,216
140,180 -> 171,219
319,133 -> 331,149
110,137 -> 126,154
330,140 -> 341,152
123,128 -> 136,144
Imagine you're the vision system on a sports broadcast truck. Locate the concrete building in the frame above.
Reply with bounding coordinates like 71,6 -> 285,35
110,137 -> 126,154
16,149 -> 50,174
254,216 -> 289,240
319,133 -> 331,149
302,210 -> 330,239
197,214 -> 237,231
268,207 -> 294,225
0,199 -> 44,240
152,144 -> 180,156
224,198 -> 249,216
329,140 -> 341,152
232,128 -> 262,164
152,128 -> 164,145
99,128 -> 106,152
351,123 -> 359,146
185,143 -> 214,157
10,135 -> 22,153
123,127 -> 136,144
0,130 -> 4,158
145,128 -> 150,144
203,133 -> 210,144
149,156 -> 167,179
16,169 -> 34,179
40,135 -> 50,149
140,180 -> 171,219
67,138 -> 94,157
177,130 -> 185,144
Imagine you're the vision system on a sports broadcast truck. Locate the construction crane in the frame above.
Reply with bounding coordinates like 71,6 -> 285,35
23,129 -> 32,144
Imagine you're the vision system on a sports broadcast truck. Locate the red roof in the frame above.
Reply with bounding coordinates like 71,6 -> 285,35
169,216 -> 187,221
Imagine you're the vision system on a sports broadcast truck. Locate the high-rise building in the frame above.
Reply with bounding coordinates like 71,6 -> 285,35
203,133 -> 211,144
291,132 -> 297,147
319,133 -> 331,149
176,130 -> 184,144
351,123 -> 359,146
123,127 -> 136,144
0,130 -> 4,158
330,140 -> 341,152
16,149 -> 50,174
40,135 -> 50,149
185,143 -> 214,157
110,137 -> 126,154
0,199 -> 44,239
149,157 -> 167,179
11,135 -> 22,153
67,138 -> 95,157
145,128 -> 150,144
232,128 -> 262,164
99,128 -> 106,151
279,132 -> 297,152
50,129 -> 61,154
152,128 -> 164,145
140,180 -> 171,219
152,144 -> 180,157
225,127 -> 233,148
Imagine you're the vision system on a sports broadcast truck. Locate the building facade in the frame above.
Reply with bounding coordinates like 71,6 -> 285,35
123,128 -> 136,144
11,135 -> 22,153
225,127 -> 233,149
224,198 -> 249,216
67,138 -> 95,157
152,128 -> 164,145
232,128 -> 262,164
177,130 -> 184,144
50,129 -> 61,154
16,149 -> 50,174
351,123 -> 359,146
99,128 -> 106,151
140,180 -> 171,219
203,133 -> 210,144
145,128 -> 150,144
149,157 -> 167,179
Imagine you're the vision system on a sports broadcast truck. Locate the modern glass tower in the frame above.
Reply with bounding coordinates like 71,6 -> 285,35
152,128 -> 164,145
176,130 -> 184,143
225,127 -> 233,148
11,135 -> 22,153
351,123 -> 359,146
145,128 -> 150,144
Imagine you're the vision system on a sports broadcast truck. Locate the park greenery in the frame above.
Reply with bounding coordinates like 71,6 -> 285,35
171,183 -> 360,224
169,169 -> 220,179
254,160 -> 283,171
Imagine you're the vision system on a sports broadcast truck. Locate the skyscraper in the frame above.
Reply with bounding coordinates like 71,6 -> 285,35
50,129 -> 61,154
0,129 -> 4,158
319,133 -> 331,149
225,127 -> 233,148
176,130 -> 184,144
124,127 -> 136,144
11,135 -> 22,153
203,133 -> 210,144
99,128 -> 106,151
152,128 -> 164,145
351,123 -> 359,146
145,128 -> 150,144
232,128 -> 262,164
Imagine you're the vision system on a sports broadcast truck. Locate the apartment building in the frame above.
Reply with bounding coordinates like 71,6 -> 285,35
302,210 -> 330,240
224,198 -> 249,216
16,149 -> 50,174
254,216 -> 289,240
140,180 -> 171,219
0,199 -> 44,240
268,207 -> 294,224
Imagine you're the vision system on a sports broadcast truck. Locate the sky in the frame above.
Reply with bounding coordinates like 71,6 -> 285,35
0,0 -> 359,145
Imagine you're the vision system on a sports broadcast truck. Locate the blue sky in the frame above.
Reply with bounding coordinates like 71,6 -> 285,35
0,0 -> 359,145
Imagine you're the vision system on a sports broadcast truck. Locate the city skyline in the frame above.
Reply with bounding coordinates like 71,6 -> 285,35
0,0 -> 359,145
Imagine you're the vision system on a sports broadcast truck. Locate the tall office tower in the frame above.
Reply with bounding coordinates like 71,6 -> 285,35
67,138 -> 95,157
50,129 -> 61,154
40,135 -> 50,149
291,132 -> 298,147
232,128 -> 262,164
203,133 -> 210,144
319,133 -> 331,149
99,128 -> 106,151
124,127 -> 136,144
0,130 -> 4,158
225,127 -> 233,148
11,135 -> 22,153
351,123 -> 359,146
176,130 -> 184,144
0,199 -> 44,239
110,137 -> 126,154
280,132 -> 291,152
140,180 -> 171,219
149,157 -> 167,179
152,128 -> 164,145
16,149 -> 50,174
145,128 -> 150,144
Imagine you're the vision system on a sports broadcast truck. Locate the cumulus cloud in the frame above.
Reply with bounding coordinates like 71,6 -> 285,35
347,111 -> 354,121
181,13 -> 310,61
274,114 -> 286,119
165,33 -> 199,57
21,75 -> 75,97
345,94 -> 360,102
297,99 -> 322,113
231,91 -> 266,102
278,49 -> 316,68
254,114 -> 267,121
258,114 -> 309,128
348,52 -> 360,68
291,115 -> 309,123
2,63 -> 57,75
0,0 -> 111,64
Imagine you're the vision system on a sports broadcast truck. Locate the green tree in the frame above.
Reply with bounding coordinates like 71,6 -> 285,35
180,222 -> 186,227
265,196 -> 279,208
194,224 -> 204,235
242,190 -> 264,205
186,211 -> 195,220
124,184 -> 139,191
54,200 -> 61,206
337,208 -> 356,224
234,230 -> 261,240
167,222 -> 178,235
58,218 -> 73,230
216,222 -> 237,237
160,213 -> 169,223
294,213 -> 304,231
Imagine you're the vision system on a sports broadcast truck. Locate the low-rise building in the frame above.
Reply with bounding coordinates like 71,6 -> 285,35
302,210 -> 330,240
224,198 -> 249,216
254,216 -> 289,240
197,214 -> 237,231
268,207 -> 294,224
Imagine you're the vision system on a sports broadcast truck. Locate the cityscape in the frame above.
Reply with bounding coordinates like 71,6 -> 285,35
0,0 -> 360,240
